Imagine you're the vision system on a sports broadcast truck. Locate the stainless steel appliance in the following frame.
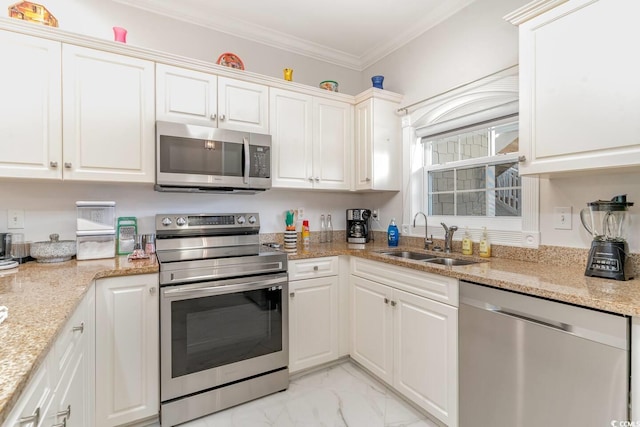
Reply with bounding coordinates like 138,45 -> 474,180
346,209 -> 371,243
155,121 -> 272,193
460,281 -> 629,426
156,213 -> 288,427
580,194 -> 634,280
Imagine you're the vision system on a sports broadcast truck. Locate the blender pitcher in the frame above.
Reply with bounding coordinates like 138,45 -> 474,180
580,195 -> 634,241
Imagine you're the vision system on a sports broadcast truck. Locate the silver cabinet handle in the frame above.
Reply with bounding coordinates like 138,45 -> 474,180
50,161 -> 58,168
518,155 -> 526,163
19,407 -> 40,425
290,292 -> 295,298
149,287 -> 156,295
51,418 -> 66,427
64,162 -> 72,169
390,300 -> 397,307
313,266 -> 319,271
71,322 -> 84,333
56,405 -> 71,419
384,298 -> 389,305
314,177 -> 320,182
220,114 -> 226,121
365,177 -> 371,182
308,177 -> 314,182
210,113 -> 217,120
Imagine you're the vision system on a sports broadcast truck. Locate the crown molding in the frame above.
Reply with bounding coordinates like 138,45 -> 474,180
114,0 -> 475,71
503,0 -> 569,25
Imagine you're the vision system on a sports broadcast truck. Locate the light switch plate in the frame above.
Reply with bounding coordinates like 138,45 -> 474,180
553,207 -> 572,230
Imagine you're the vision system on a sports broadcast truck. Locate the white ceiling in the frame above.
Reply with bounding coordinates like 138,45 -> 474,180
113,0 -> 476,70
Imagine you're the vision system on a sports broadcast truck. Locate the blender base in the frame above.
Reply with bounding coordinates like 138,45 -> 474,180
584,240 -> 633,281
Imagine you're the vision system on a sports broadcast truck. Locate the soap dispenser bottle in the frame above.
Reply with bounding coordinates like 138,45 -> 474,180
462,227 -> 473,255
479,227 -> 491,258
387,218 -> 399,247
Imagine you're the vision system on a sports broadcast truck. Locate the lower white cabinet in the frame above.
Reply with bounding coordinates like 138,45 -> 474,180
350,258 -> 458,427
95,273 -> 159,427
288,257 -> 340,373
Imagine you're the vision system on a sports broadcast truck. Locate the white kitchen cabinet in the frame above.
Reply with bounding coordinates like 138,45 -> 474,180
507,0 -> 640,175
62,45 -> 155,183
354,90 -> 402,191
4,287 -> 94,427
350,258 -> 458,427
270,88 -> 352,190
95,274 -> 159,427
156,64 -> 269,133
0,30 -> 62,180
288,257 -> 340,373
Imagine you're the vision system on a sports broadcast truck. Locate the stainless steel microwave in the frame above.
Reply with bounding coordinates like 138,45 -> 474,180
155,121 -> 271,193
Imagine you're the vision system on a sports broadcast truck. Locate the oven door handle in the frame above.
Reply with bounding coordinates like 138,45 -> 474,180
163,275 -> 286,298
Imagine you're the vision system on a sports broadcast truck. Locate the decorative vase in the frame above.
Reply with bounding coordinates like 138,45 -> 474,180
113,27 -> 127,43
371,75 -> 384,89
283,68 -> 293,81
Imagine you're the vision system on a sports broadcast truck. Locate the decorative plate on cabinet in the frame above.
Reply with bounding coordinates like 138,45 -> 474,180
216,52 -> 244,70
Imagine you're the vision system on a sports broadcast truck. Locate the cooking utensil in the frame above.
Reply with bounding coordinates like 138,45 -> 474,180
30,233 -> 76,263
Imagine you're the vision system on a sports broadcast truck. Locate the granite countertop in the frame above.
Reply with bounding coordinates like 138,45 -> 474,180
0,256 -> 158,424
2,241 -> 639,423
289,240 -> 640,317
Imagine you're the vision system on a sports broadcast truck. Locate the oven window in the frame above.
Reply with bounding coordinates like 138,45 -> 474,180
170,286 -> 283,377
159,135 -> 242,176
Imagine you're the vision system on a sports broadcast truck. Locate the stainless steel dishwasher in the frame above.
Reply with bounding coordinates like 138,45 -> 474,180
460,281 -> 629,426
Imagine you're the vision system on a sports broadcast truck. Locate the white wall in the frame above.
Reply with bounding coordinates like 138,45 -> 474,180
1,0 -> 362,94
0,181 -> 364,242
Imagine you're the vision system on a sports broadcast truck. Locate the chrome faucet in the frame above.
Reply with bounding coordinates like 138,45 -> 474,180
413,212 -> 433,250
441,223 -> 458,253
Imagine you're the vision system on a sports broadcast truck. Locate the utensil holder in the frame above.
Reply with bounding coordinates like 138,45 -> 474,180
283,230 -> 297,251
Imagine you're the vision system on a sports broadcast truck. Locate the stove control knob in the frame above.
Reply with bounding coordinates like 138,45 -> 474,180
161,217 -> 172,227
248,215 -> 257,224
237,216 -> 246,225
176,217 -> 187,226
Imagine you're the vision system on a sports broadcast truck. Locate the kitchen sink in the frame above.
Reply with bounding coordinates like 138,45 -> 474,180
378,251 -> 438,261
423,257 -> 480,266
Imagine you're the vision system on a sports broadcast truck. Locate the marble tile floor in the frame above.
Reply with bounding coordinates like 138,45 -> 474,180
155,361 -> 439,427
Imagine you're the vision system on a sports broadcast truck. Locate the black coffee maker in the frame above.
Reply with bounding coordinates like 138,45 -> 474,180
346,209 -> 371,243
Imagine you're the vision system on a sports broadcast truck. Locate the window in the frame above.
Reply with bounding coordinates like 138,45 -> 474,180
424,119 -> 520,218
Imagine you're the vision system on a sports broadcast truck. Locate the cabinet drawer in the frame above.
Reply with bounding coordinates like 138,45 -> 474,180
53,291 -> 89,379
4,354 -> 54,427
350,257 -> 458,307
289,257 -> 339,281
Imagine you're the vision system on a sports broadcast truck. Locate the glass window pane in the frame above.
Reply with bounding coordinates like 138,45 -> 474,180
494,163 -> 520,188
494,122 -> 519,154
494,189 -> 521,216
459,130 -> 489,160
430,193 -> 454,215
456,192 -> 486,216
429,170 -> 454,192
431,138 -> 458,164
456,167 -> 485,190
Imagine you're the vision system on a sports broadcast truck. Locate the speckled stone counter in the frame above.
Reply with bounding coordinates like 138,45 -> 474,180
287,240 -> 640,317
0,256 -> 158,425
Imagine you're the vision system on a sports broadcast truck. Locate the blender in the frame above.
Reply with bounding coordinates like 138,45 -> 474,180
580,195 -> 634,280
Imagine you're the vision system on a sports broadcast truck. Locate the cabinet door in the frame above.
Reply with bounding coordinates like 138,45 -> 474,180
52,349 -> 87,427
0,30 -> 62,180
269,88 -> 314,188
95,274 -> 159,426
3,357 -> 54,427
156,64 -> 217,126
218,76 -> 269,134
393,289 -> 458,427
289,276 -> 339,373
350,276 -> 393,385
518,0 -> 640,175
354,99 -> 373,190
313,98 -> 353,190
62,45 -> 155,182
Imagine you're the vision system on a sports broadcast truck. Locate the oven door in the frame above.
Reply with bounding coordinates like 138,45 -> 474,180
160,272 -> 288,401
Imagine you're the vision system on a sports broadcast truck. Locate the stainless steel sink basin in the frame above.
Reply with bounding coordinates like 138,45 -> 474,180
378,251 -> 438,261
423,257 -> 479,266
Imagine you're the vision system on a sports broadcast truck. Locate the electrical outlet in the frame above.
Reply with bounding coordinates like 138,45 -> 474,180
297,207 -> 304,220
8,209 -> 25,229
554,206 -> 572,230
372,209 -> 380,221
402,224 -> 410,234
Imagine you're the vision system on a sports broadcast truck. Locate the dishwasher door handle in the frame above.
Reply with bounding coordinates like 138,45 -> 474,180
489,306 -> 572,333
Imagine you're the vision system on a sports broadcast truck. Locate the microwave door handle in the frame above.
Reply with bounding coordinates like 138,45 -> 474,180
243,137 -> 250,184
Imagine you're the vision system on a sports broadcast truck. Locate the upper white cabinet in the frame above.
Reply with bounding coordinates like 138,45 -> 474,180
507,0 -> 640,175
62,45 -> 155,182
156,64 -> 269,133
0,30 -> 62,180
270,88 -> 353,190
354,90 -> 402,191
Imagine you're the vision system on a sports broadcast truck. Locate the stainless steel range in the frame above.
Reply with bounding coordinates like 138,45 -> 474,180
155,213 -> 289,427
